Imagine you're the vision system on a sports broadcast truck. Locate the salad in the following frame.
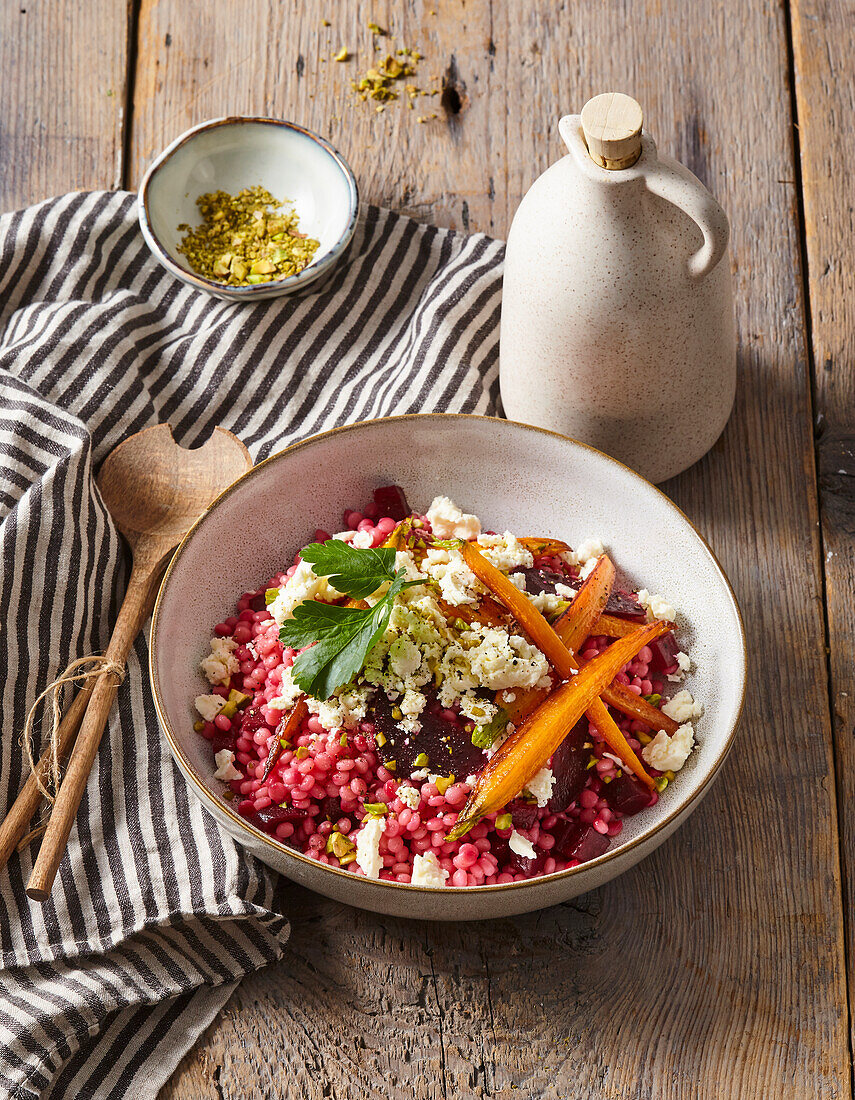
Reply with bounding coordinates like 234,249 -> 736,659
193,486 -> 702,887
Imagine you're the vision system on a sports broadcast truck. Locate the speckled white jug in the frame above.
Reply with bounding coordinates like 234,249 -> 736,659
499,113 -> 736,484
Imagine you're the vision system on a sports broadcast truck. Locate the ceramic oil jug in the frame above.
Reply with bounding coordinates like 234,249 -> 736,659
499,93 -> 736,484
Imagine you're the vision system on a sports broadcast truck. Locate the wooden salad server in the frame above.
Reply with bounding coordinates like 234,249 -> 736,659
21,424 -> 251,901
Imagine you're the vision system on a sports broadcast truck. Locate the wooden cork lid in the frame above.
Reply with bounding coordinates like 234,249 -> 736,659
581,93 -> 643,170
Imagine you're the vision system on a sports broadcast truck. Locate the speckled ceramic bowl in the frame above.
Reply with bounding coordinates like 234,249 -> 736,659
138,117 -> 358,301
150,414 -> 746,920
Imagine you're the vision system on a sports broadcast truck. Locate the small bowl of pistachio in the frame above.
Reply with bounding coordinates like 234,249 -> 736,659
138,117 -> 359,301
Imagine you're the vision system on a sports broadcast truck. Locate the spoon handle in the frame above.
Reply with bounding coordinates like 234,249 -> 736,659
0,682 -> 95,870
27,559 -> 164,902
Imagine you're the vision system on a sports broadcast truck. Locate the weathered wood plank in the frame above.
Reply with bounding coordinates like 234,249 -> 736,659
0,0 -> 129,210
142,2 -> 850,1097
790,0 -> 855,1058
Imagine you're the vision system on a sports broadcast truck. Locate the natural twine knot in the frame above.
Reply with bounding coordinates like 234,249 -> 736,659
18,655 -> 126,847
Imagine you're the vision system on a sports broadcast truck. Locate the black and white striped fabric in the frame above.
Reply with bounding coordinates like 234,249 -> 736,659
0,191 -> 504,1098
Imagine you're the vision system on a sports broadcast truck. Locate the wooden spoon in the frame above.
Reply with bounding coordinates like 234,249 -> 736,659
24,424 -> 251,902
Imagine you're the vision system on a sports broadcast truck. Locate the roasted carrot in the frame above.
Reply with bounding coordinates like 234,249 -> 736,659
435,595 -> 508,629
447,620 -> 671,838
261,697 -> 308,782
596,612 -> 645,638
461,544 -> 659,787
518,536 -> 572,557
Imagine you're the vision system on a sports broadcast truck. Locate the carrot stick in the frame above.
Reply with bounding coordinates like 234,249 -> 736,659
461,544 -> 659,787
596,613 -> 645,638
447,620 -> 671,838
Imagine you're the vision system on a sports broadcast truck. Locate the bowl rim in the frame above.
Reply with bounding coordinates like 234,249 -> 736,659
137,115 -> 360,297
149,413 -> 747,894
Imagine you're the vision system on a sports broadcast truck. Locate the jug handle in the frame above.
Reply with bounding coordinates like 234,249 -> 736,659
642,163 -> 730,279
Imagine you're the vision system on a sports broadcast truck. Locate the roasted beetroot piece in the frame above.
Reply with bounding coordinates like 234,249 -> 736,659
373,484 -> 411,522
211,731 -> 238,754
649,630 -> 680,672
515,568 -> 646,621
241,803 -> 309,834
545,718 -> 589,813
318,796 -> 344,822
368,690 -> 486,778
550,820 -> 610,863
605,773 -> 654,816
240,706 -> 269,735
490,837 -> 547,875
508,800 -> 538,830
249,592 -> 268,612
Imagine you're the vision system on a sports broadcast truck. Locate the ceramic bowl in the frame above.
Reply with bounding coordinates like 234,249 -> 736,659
138,117 -> 358,301
150,415 -> 746,920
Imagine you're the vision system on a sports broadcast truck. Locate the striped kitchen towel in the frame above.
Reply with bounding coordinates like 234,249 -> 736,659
0,191 -> 504,1099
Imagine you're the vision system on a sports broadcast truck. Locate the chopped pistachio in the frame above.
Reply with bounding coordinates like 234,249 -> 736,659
333,46 -> 350,61
654,776 -> 669,793
339,851 -> 357,866
414,752 -> 429,767
367,20 -> 387,34
585,756 -> 597,770
279,738 -> 291,750
265,587 -> 279,605
327,831 -> 356,858
321,18 -> 331,26
375,731 -> 387,746
340,732 -> 349,747
193,720 -> 205,733
391,706 -> 402,720
638,731 -> 652,746
176,186 -> 319,287
434,774 -> 454,796
495,812 -> 513,830
363,802 -> 388,815
295,745 -> 309,760
385,760 -> 396,772
220,688 -> 251,719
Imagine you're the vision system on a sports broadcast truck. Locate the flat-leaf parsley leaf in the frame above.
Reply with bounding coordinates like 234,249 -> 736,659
279,544 -> 421,699
299,539 -> 401,600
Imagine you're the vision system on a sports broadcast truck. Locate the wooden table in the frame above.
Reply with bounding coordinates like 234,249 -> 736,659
3,2 -> 853,1096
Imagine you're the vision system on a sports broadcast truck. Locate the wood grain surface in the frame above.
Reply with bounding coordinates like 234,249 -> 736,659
790,0 -> 855,1061
0,0 -> 129,208
2,1 -> 853,1097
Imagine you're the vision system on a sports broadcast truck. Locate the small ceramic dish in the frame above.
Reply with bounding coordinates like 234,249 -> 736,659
138,117 -> 359,301
150,415 -> 746,920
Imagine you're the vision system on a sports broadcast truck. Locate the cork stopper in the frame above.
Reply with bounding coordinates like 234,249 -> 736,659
581,93 -> 643,170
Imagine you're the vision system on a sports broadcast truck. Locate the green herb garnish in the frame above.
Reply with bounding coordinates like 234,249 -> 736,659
279,541 -> 421,699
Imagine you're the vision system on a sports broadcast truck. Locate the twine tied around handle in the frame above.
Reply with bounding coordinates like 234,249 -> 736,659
18,655 -> 126,847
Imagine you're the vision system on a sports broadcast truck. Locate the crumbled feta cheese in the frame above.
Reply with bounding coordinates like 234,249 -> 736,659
423,546 -> 484,606
554,582 -> 577,600
476,532 -> 534,572
355,816 -> 386,879
306,684 -> 372,732
459,691 -> 499,726
636,588 -> 677,622
194,694 -> 226,722
667,650 -> 693,683
411,850 -> 450,887
426,496 -> 482,540
268,558 -> 342,625
267,665 -> 303,710
199,637 -> 239,686
410,767 -> 430,780
450,625 -> 549,694
351,528 -> 374,548
508,830 -> 537,860
398,785 -> 421,810
579,557 -> 598,581
661,689 -> 704,723
528,591 -> 566,616
395,549 -> 425,583
575,537 -> 604,563
400,688 -> 427,719
524,767 -> 555,808
642,723 -> 695,772
390,637 -> 422,679
509,572 -> 527,591
213,748 -> 242,782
